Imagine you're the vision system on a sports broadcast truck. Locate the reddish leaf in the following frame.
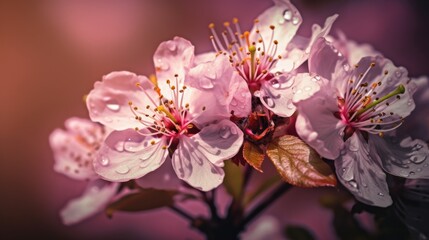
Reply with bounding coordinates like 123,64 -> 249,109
266,135 -> 337,187
105,189 -> 177,218
243,140 -> 265,172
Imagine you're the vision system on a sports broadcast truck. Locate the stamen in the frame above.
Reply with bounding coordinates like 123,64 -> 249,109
356,84 -> 405,117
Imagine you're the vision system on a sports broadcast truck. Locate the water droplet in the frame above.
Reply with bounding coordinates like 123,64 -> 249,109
304,86 -> 312,91
410,171 -> 415,175
338,52 -> 343,57
100,156 -> 110,166
114,141 -> 124,152
407,99 -> 413,106
263,96 -> 275,108
115,165 -> 130,174
378,192 -> 384,196
292,16 -> 300,25
308,132 -> 317,141
156,59 -> 170,71
410,154 -> 426,164
167,42 -> 176,51
105,98 -> 120,112
283,9 -> 292,21
230,99 -> 238,106
362,183 -> 368,188
424,164 -> 428,167
253,91 -> 261,98
395,70 -> 402,78
199,78 -> 214,89
124,138 -> 143,152
270,79 -> 281,89
342,168 -> 346,172
417,168 -> 422,172
230,126 -> 238,135
414,144 -> 423,150
349,180 -> 358,188
343,64 -> 350,71
286,99 -> 294,109
348,143 -> 359,152
204,69 -> 217,80
278,75 -> 294,88
219,126 -> 231,139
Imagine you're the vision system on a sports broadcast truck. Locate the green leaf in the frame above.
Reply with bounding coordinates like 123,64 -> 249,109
223,161 -> 244,200
105,189 -> 177,218
284,225 -> 315,240
243,140 -> 265,172
266,135 -> 337,188
243,174 -> 281,206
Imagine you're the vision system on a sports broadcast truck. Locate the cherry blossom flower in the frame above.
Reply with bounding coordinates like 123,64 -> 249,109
295,38 -> 429,207
86,37 -> 244,191
49,117 -> 119,225
208,0 -> 338,117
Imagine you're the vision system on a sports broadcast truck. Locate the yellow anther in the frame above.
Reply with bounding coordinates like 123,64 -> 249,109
233,18 -> 238,24
208,23 -> 215,29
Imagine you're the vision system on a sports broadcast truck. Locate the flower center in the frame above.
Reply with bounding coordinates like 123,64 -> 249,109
335,62 -> 406,140
209,18 -> 281,91
127,75 -> 204,147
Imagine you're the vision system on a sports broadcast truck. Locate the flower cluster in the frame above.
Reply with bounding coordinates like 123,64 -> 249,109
50,0 -> 429,238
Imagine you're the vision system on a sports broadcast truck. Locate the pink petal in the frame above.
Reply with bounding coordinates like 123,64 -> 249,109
250,0 -> 302,53
335,132 -> 392,207
93,129 -> 168,182
60,180 -> 119,225
172,119 -> 243,191
135,157 -> 183,190
369,135 -> 429,179
86,71 -> 158,131
282,14 -> 339,70
308,37 -> 349,93
50,117 -> 104,180
229,75 -> 252,118
153,37 -> 195,83
295,84 -> 345,159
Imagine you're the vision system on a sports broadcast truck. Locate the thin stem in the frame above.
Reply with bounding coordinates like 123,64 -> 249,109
204,190 -> 220,220
239,183 -> 292,229
169,205 -> 194,222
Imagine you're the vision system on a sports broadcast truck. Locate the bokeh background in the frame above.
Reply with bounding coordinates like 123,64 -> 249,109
1,0 -> 428,239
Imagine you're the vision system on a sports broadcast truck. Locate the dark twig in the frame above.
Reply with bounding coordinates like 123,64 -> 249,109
169,205 -> 194,222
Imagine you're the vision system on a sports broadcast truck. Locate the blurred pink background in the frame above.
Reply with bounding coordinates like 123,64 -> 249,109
1,0 -> 428,239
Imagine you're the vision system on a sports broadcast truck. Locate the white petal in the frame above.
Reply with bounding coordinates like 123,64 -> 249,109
171,120 -> 243,191
250,0 -> 302,53
369,135 -> 429,179
60,180 -> 119,225
295,84 -> 345,159
335,133 -> 392,207
86,71 -> 158,131
93,129 -> 168,182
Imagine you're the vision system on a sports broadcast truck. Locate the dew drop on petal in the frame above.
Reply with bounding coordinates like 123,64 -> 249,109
343,64 -> 350,71
407,99 -> 413,106
100,156 -> 110,166
163,173 -> 171,181
424,164 -> 429,167
105,98 -> 120,112
308,132 -> 317,142
348,143 -> 359,152
115,165 -> 130,174
417,168 -> 422,172
395,70 -> 402,78
378,192 -> 384,196
279,75 -> 294,88
349,180 -> 358,189
219,126 -> 231,139
263,96 -> 275,108
270,79 -> 281,89
292,16 -> 300,25
114,141 -> 124,152
230,99 -> 238,106
410,154 -> 426,164
283,9 -> 292,21
204,69 -> 217,80
253,91 -> 261,98
199,78 -> 214,89
167,42 -> 177,51
286,99 -> 294,109
156,59 -> 170,71
304,86 -> 312,92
